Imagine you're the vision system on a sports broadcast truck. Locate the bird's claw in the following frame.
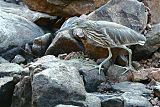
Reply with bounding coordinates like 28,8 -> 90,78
121,66 -> 135,75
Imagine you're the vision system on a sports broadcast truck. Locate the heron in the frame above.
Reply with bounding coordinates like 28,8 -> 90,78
57,18 -> 146,74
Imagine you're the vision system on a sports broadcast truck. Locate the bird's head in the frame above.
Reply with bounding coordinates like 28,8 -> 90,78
55,17 -> 89,34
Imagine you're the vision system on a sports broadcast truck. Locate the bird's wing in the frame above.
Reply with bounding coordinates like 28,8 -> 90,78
86,21 -> 146,46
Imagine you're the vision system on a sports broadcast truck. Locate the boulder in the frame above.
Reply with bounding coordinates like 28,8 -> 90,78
0,9 -> 44,54
11,55 -> 106,107
0,63 -> 23,77
106,65 -> 133,82
133,23 -> 160,60
32,67 -> 86,107
87,0 -> 147,32
32,33 -> 53,57
79,67 -> 106,92
0,75 -> 20,107
0,1 -> 57,23
11,76 -> 32,107
0,57 -> 9,64
45,30 -> 84,56
112,81 -> 152,95
122,92 -> 152,107
144,0 -> 160,24
23,0 -> 109,17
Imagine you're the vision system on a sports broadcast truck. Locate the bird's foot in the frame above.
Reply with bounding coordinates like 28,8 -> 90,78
87,64 -> 104,74
121,66 -> 136,75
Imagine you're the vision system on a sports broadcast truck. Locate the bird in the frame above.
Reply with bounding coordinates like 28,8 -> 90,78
56,18 -> 146,74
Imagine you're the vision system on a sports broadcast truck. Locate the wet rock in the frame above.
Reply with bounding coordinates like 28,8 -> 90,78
11,76 -> 32,107
0,63 -> 23,77
133,23 -> 160,60
87,0 -> 147,32
79,67 -> 106,92
112,82 -> 152,95
0,57 -> 9,64
122,92 -> 152,107
11,55 -> 25,64
107,65 -> 133,82
32,33 -> 52,57
45,30 -> 84,56
23,0 -> 109,17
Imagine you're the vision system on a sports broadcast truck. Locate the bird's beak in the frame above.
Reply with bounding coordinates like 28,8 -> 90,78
55,23 -> 77,34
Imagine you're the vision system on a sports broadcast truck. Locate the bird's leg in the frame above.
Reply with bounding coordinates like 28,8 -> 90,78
119,45 -> 135,74
98,47 -> 112,74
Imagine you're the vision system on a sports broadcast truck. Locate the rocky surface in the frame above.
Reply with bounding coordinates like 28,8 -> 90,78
87,0 -> 148,33
23,0 -> 109,17
0,8 -> 44,53
1,0 -> 160,107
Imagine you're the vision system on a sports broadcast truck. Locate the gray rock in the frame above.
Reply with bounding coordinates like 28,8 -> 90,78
87,0 -> 147,33
153,85 -> 160,98
107,65 -> 131,82
133,23 -> 160,60
0,0 -> 57,22
92,93 -> 124,107
0,10 -> 44,53
85,93 -> 101,107
11,76 -> 32,107
45,30 -> 84,56
79,67 -> 106,92
11,54 -> 25,64
32,33 -> 52,57
112,81 -> 152,96
0,76 -> 20,107
32,61 -> 86,107
0,57 -> 9,64
0,63 -> 23,77
122,92 -> 152,107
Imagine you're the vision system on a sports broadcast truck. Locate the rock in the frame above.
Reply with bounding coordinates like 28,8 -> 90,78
87,0 -> 147,32
0,47 -> 24,61
32,59 -> 86,106
0,76 -> 20,107
0,57 -> 9,64
45,30 -> 84,56
0,8 -> 44,54
0,63 -> 23,77
79,67 -> 106,92
0,0 -> 57,23
11,55 -> 25,64
153,85 -> 160,98
23,0 -> 109,17
32,33 -> 52,57
93,93 -> 124,107
134,68 -> 160,82
107,65 -> 133,82
145,0 -> 160,24
122,92 -> 152,107
101,96 -> 124,107
112,82 -> 152,96
11,76 -> 32,107
133,23 -> 160,60
85,93 -> 101,107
